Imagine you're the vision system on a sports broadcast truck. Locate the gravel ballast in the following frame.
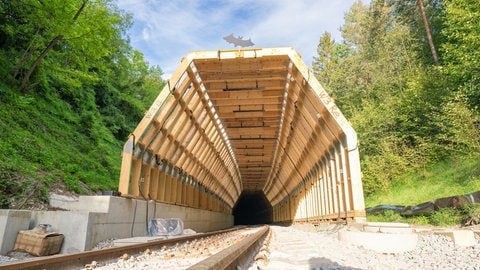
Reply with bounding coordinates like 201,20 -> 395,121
265,225 -> 480,270
2,224 -> 480,269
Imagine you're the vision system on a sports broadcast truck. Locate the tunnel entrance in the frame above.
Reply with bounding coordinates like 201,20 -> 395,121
233,191 -> 273,225
119,48 -> 366,224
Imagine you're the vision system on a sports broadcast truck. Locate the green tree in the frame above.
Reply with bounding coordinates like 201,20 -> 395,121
417,0 -> 438,64
312,32 -> 354,114
1,0 -> 132,92
314,0 -> 441,195
0,0 -> 165,197
17,0 -> 88,91
441,0 -> 480,108
388,0 -> 445,65
434,92 -> 480,155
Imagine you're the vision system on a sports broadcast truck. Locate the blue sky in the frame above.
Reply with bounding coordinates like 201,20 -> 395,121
115,0 -> 368,78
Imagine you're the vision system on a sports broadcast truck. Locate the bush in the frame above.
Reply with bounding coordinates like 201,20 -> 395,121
461,205 -> 480,226
0,167 -> 23,208
429,208 -> 463,226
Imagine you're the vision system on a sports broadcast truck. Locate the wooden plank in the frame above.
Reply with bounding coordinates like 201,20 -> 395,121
227,126 -> 277,135
157,168 -> 167,202
235,148 -> 271,155
176,177 -> 184,204
181,181 -> 188,205
130,158 -> 143,197
207,89 -> 283,99
150,168 -> 159,200
140,163 -> 151,199
202,75 -> 287,84
212,97 -> 283,106
198,67 -> 287,79
164,167 -> 172,203
205,80 -> 287,92
118,138 -> 134,195
198,190 -> 206,209
235,155 -> 271,163
194,55 -> 289,70
186,184 -> 193,207
216,110 -> 280,119
193,187 -> 200,208
170,174 -> 178,203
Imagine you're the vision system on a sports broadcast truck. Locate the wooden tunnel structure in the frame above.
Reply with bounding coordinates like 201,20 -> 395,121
119,47 -> 366,223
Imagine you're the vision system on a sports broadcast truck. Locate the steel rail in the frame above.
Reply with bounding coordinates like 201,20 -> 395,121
187,225 -> 269,270
0,227 -> 247,270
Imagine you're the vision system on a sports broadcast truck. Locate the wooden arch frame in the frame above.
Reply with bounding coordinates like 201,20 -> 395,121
119,48 -> 366,221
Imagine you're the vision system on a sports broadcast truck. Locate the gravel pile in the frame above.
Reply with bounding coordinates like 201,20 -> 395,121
0,251 -> 36,264
266,225 -> 480,270
0,254 -> 17,263
92,238 -> 116,250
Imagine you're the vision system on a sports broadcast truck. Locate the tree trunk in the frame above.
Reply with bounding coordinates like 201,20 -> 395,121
418,0 -> 438,64
13,28 -> 40,80
18,35 -> 64,91
17,0 -> 88,91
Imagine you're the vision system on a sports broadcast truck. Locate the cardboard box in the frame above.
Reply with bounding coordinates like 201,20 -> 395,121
13,230 -> 64,256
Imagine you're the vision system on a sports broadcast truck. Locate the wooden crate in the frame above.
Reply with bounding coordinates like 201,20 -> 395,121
13,230 -> 64,256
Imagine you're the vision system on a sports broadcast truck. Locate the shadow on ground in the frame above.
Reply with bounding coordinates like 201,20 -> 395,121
309,257 -> 362,270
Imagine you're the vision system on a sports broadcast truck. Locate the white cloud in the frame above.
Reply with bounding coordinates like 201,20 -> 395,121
115,0 -> 368,78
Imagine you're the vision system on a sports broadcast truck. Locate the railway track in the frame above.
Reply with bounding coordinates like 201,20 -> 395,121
0,225 -> 269,270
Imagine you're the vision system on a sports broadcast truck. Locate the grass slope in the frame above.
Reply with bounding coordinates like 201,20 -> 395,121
365,154 -> 480,226
366,155 -> 480,207
0,83 -> 122,208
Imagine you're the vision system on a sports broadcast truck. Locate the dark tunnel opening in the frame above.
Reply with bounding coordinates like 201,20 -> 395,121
232,191 -> 273,225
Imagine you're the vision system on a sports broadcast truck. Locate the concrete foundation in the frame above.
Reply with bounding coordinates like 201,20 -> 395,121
1,195 -> 233,255
339,222 -> 418,253
435,230 -> 476,247
0,210 -> 31,255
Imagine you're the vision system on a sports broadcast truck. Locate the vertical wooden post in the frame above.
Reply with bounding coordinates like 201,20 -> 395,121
157,166 -> 167,202
149,167 -> 159,200
164,165 -> 172,203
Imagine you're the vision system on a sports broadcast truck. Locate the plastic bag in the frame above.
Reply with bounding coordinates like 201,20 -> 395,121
148,218 -> 184,236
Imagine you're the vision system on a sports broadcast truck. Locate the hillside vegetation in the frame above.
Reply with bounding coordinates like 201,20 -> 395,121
0,0 -> 164,208
312,0 -> 480,204
0,0 -> 479,212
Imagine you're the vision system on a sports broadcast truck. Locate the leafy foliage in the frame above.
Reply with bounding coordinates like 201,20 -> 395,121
462,205 -> 480,226
313,0 -> 480,197
367,207 -> 466,226
0,0 -> 165,207
441,0 -> 480,108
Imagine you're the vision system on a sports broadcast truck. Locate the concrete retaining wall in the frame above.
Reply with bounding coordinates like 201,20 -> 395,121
0,210 -> 31,255
0,195 -> 233,255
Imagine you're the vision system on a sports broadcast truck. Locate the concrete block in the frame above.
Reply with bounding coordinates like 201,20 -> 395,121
0,210 -> 31,255
346,222 -> 365,232
49,193 -> 79,210
412,226 -> 434,233
338,230 -> 418,253
31,210 -> 91,254
363,225 -> 413,234
366,222 -> 410,227
69,195 -> 111,213
379,227 -> 413,234
435,230 -> 476,247
352,222 -> 413,234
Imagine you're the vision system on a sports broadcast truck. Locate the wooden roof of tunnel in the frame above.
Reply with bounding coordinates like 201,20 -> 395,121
118,47 -> 364,217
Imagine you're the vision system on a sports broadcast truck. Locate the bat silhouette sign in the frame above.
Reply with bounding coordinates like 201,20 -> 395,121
223,34 -> 255,47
